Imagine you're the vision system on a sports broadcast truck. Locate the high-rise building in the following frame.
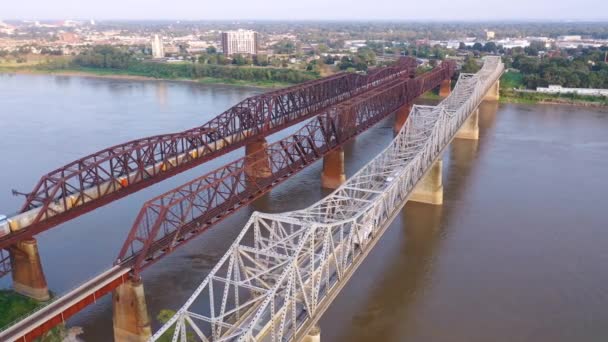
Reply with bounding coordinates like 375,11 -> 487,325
221,30 -> 258,56
151,35 -> 165,59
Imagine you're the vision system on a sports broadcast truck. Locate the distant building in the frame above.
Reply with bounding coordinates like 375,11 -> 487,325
486,30 -> 496,40
558,35 -> 582,41
221,30 -> 258,55
151,35 -> 165,59
58,32 -> 80,44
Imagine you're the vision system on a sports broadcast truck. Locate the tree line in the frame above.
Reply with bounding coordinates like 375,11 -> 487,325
71,46 -> 318,84
504,47 -> 608,89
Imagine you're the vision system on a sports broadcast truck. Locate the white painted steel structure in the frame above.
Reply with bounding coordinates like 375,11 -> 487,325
151,56 -> 504,342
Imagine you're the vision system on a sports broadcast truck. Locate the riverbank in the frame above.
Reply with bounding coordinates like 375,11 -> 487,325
500,89 -> 608,107
0,290 -> 42,328
499,72 -> 608,107
0,65 -> 301,89
420,87 -> 607,108
0,290 -> 74,341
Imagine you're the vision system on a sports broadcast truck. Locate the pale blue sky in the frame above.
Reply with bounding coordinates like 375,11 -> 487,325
3,0 -> 608,21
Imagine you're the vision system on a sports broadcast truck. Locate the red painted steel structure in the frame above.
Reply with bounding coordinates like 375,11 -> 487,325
118,61 -> 456,277
1,62 -> 454,342
0,58 -> 417,251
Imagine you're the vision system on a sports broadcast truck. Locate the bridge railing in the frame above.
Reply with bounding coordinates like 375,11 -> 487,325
150,57 -> 502,341
2,58 -> 417,249
117,62 -> 454,277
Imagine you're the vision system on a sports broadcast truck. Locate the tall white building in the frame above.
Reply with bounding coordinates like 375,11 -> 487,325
151,35 -> 165,59
221,30 -> 258,55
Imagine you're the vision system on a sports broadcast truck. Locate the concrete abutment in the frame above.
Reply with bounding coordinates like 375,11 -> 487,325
410,159 -> 443,205
455,108 -> 479,140
112,278 -> 152,342
244,137 -> 272,181
439,79 -> 452,97
393,103 -> 412,134
303,325 -> 321,342
10,238 -> 50,301
321,147 -> 346,189
484,80 -> 500,101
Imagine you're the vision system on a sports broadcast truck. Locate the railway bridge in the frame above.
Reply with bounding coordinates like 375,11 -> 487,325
0,58 -> 460,341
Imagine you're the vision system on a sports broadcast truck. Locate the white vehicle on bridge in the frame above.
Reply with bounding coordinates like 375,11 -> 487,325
0,215 -> 11,237
354,224 -> 373,246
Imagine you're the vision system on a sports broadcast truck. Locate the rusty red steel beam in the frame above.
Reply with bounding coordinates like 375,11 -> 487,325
0,58 -> 418,251
1,266 -> 130,342
118,61 -> 455,277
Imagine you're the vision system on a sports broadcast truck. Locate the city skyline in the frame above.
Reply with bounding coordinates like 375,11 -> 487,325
3,0 -> 608,21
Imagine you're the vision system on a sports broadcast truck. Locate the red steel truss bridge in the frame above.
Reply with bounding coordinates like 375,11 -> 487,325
0,58 -> 417,255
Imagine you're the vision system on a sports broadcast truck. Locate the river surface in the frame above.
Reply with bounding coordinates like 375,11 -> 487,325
1,73 -> 607,342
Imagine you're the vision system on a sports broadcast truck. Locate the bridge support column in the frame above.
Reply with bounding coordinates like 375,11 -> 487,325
439,79 -> 451,97
113,278 -> 152,342
321,147 -> 346,189
393,103 -> 412,134
10,238 -> 50,301
303,325 -> 321,342
244,137 -> 272,181
455,108 -> 479,140
410,159 -> 443,205
484,80 -> 500,101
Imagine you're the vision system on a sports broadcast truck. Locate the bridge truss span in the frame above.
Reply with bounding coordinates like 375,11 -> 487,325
151,56 -> 503,342
117,62 -> 454,277
1,58 -> 417,251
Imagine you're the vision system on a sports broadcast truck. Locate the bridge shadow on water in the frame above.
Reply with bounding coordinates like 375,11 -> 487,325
319,101 -> 499,342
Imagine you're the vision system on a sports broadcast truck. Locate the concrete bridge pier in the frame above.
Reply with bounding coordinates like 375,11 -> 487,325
393,103 -> 412,134
410,159 -> 443,205
10,238 -> 50,301
439,79 -> 452,97
113,278 -> 152,342
484,80 -> 500,101
455,108 -> 480,140
321,147 -> 346,189
303,325 -> 321,342
244,137 -> 272,181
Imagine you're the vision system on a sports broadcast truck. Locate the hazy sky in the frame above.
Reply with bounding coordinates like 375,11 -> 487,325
3,0 -> 608,21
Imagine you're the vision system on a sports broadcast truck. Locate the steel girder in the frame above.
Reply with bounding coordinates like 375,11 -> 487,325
150,57 -> 503,342
116,62 -> 455,277
0,58 -> 418,251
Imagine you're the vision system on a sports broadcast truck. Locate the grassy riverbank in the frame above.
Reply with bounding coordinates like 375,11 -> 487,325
0,64 -> 300,88
500,90 -> 608,107
499,71 -> 608,107
0,290 -> 42,328
0,290 -> 71,341
0,54 -> 318,89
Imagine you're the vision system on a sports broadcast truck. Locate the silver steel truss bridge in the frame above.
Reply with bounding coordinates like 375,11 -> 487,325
151,56 -> 504,342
